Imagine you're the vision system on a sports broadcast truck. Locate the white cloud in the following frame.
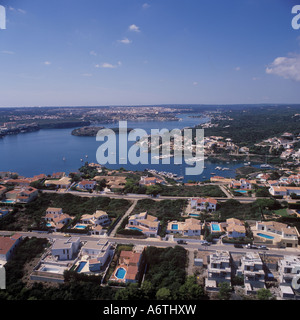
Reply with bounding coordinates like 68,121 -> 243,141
129,24 -> 140,32
118,37 -> 132,44
82,73 -> 92,77
266,54 -> 300,81
1,51 -> 15,55
90,50 -> 97,56
235,66 -> 240,71
142,3 -> 150,9
193,82 -> 198,86
17,9 -> 26,14
44,61 -> 51,65
9,7 -> 26,14
95,61 -> 121,69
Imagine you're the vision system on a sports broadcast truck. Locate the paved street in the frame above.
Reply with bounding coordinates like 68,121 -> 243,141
1,229 -> 299,258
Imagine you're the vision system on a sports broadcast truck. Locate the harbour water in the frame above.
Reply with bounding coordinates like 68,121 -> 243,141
0,113 -> 259,182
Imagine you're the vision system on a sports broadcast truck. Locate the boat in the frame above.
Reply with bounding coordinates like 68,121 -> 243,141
63,157 -> 66,161
260,164 -> 272,168
260,155 -> 271,168
80,158 -> 83,162
85,155 -> 88,158
211,172 -> 216,175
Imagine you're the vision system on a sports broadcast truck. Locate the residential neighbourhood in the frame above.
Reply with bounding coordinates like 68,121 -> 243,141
1,157 -> 300,301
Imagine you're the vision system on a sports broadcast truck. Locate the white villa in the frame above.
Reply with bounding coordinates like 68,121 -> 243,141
255,221 -> 299,248
44,177 -> 71,189
51,237 -> 80,261
79,239 -> 113,272
205,251 -> 232,292
80,210 -> 110,227
269,186 -> 300,197
43,207 -> 72,231
225,218 -> 246,238
126,212 -> 160,237
166,218 -> 202,237
278,255 -> 300,300
236,252 -> 265,295
77,180 -> 97,190
230,179 -> 253,190
190,198 -> 217,212
0,234 -> 22,264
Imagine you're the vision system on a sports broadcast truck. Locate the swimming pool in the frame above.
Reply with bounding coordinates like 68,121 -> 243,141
234,190 -> 247,194
75,225 -> 87,229
189,213 -> 200,217
171,224 -> 179,230
46,223 -> 52,227
76,261 -> 87,273
129,227 -> 143,232
115,267 -> 126,279
1,200 -> 15,204
257,233 -> 274,240
211,224 -> 221,232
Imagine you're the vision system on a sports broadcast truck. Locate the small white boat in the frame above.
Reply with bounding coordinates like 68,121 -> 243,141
260,164 -> 272,168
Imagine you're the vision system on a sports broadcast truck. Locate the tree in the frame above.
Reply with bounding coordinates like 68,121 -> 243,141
156,287 -> 172,300
178,276 -> 206,300
141,280 -> 154,299
257,288 -> 273,300
146,185 -> 162,197
217,282 -> 232,300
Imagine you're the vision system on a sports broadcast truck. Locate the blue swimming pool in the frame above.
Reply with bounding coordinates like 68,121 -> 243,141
1,200 -> 15,203
211,224 -> 221,232
75,225 -> 87,229
46,223 -> 52,227
234,189 -> 247,194
76,261 -> 87,273
129,227 -> 143,232
189,213 -> 200,217
257,233 -> 274,240
171,224 -> 178,230
115,267 -> 126,279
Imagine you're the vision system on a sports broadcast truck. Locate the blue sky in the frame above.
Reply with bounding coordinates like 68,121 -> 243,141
0,0 -> 300,107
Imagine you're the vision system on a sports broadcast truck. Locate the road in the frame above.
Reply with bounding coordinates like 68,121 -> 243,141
41,189 -> 255,203
41,188 -> 299,205
1,229 -> 299,258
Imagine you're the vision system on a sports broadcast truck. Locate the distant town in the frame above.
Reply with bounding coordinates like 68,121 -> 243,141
1,104 -> 300,301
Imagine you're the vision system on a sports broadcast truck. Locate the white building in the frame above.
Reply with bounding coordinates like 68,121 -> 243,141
80,210 -> 110,227
255,221 -> 299,248
51,237 -> 80,261
126,211 -> 160,237
278,255 -> 300,300
205,251 -> 232,292
78,180 -> 97,190
79,239 -> 113,272
190,198 -> 217,212
237,252 -> 265,294
166,218 -> 202,237
269,186 -> 300,197
46,207 -> 63,215
0,234 -> 22,264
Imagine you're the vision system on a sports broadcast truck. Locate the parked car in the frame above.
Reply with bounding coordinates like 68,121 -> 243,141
234,244 -> 244,248
258,245 -> 268,250
245,244 -> 258,249
177,240 -> 187,245
200,241 -> 210,246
